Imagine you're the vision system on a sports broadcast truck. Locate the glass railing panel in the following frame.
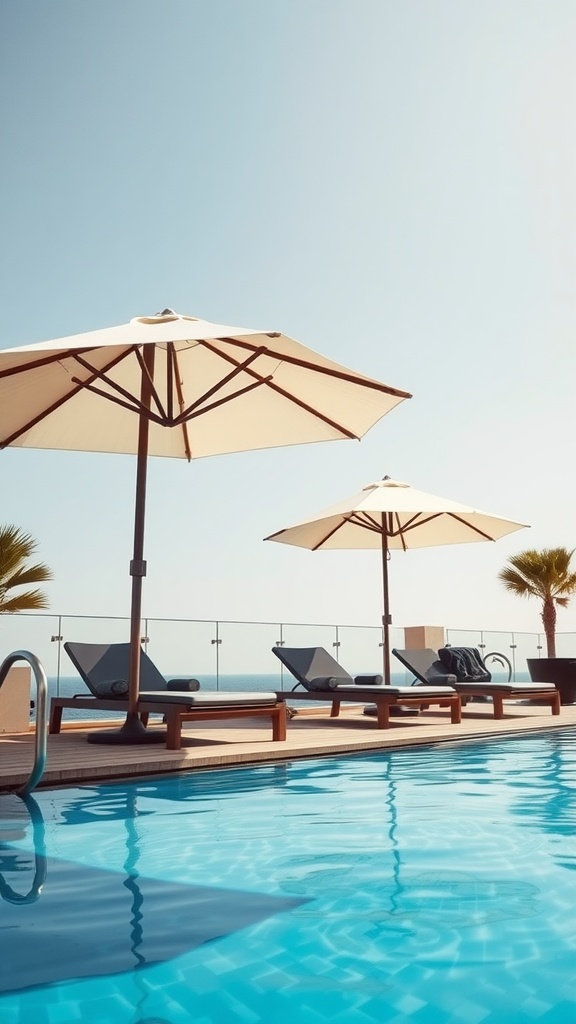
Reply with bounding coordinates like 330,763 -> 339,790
0,613 -> 62,680
470,630 -> 516,680
277,622 -> 339,650
336,625 -> 403,680
143,618 -> 218,685
60,615 -> 132,648
553,632 -> 576,657
214,621 -> 284,691
505,632 -> 542,681
445,629 -> 484,648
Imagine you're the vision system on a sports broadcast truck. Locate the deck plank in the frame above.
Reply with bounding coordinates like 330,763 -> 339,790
2,702 -> 575,791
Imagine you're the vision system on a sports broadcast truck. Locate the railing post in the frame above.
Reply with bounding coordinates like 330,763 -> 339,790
333,625 -> 341,661
211,622 -> 221,690
50,621 -> 63,696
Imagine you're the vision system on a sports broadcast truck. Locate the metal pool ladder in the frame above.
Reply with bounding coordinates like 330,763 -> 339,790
0,651 -> 48,795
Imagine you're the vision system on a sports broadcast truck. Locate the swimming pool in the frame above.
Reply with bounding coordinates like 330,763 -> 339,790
1,730 -> 575,1023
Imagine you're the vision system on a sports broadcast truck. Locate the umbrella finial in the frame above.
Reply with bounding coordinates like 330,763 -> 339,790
363,476 -> 409,492
132,309 -> 200,325
380,477 -> 409,488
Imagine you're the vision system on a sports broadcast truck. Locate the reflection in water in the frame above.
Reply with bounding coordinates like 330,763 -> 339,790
279,755 -> 542,948
57,763 -> 293,826
0,794 -> 46,905
123,795 -> 171,1024
508,735 -> 576,871
384,764 -> 402,913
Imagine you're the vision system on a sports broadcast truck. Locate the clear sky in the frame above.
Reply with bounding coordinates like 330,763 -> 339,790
1,0 -> 576,642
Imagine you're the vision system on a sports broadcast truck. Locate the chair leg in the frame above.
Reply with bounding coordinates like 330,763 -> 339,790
49,703 -> 63,734
450,697 -> 462,724
493,694 -> 504,719
375,701 -> 390,728
165,711 -> 182,750
273,704 -> 287,741
330,700 -> 341,719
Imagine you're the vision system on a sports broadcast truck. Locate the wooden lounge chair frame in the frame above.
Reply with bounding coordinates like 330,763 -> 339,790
49,695 -> 287,749
272,646 -> 462,727
49,642 -> 287,749
392,647 -> 561,720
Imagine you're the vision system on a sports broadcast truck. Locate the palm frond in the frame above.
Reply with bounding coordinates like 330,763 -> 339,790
0,525 -> 52,614
0,590 -> 50,613
3,564 -> 53,589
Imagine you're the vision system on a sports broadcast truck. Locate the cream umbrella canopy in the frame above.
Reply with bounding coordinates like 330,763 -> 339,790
0,311 -> 411,742
265,476 -> 528,685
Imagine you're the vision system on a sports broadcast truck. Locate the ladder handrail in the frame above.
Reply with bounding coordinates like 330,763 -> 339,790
0,793 -> 47,903
0,651 -> 48,795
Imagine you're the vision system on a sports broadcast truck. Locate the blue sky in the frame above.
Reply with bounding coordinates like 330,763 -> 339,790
1,0 -> 576,641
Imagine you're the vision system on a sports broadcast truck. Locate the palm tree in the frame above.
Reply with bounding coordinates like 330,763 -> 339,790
0,525 -> 53,613
498,547 -> 576,657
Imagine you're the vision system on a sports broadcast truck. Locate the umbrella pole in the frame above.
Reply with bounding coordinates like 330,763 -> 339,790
88,345 -> 165,745
381,523 -> 391,686
379,516 -> 419,716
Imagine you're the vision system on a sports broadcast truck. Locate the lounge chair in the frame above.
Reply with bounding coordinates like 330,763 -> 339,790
272,646 -> 461,727
392,647 -> 561,720
49,642 -> 287,749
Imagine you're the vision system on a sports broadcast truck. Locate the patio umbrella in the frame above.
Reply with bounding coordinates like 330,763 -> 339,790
0,310 -> 410,742
265,476 -> 528,685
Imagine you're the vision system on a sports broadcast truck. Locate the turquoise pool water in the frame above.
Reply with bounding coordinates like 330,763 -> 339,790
1,730 -> 575,1023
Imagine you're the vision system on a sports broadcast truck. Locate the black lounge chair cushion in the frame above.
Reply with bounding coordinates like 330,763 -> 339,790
165,679 -> 201,692
438,647 -> 491,682
354,674 -> 383,686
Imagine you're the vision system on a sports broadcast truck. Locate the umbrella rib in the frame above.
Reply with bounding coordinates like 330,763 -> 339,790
134,348 -> 167,420
309,519 -> 350,549
69,379 -> 166,424
217,336 -> 412,400
166,343 -> 175,421
393,512 -> 408,551
0,346 -> 104,379
173,347 -> 270,421
170,345 -> 192,460
0,348 -> 139,446
196,340 -> 360,439
345,512 -> 386,535
72,350 -> 168,422
176,376 -> 274,423
446,513 -> 496,541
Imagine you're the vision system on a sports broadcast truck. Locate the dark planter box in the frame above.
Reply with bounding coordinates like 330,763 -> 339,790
527,657 -> 576,705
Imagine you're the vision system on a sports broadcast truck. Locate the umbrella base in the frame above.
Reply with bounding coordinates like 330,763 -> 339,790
363,704 -> 419,718
87,713 -> 167,745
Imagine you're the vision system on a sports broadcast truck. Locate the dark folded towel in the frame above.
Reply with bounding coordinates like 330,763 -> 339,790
438,647 -> 491,682
354,674 -> 383,685
303,676 -> 341,691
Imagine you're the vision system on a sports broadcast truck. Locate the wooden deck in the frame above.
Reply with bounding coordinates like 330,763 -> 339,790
1,701 -> 575,791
